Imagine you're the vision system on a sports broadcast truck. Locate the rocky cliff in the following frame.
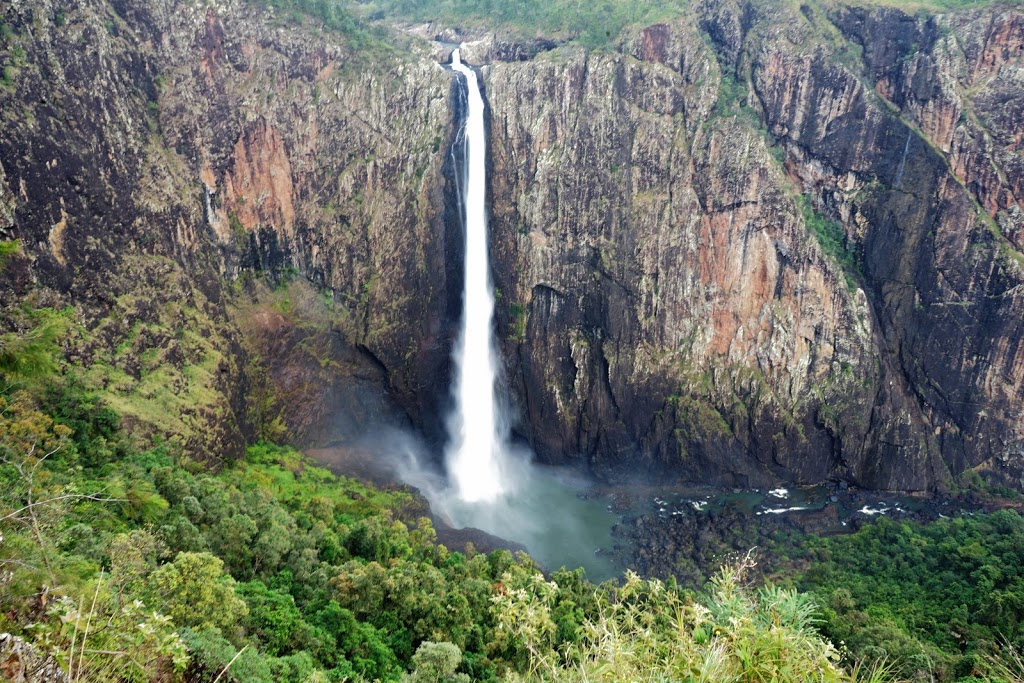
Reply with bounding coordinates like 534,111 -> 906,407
1,0 -> 1022,490
484,0 -> 1024,490
0,0 -> 454,458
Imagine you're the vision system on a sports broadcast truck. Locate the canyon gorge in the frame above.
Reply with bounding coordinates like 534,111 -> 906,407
2,0 -> 1024,494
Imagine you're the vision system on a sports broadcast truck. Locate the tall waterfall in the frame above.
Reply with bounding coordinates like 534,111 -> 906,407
446,49 -> 507,503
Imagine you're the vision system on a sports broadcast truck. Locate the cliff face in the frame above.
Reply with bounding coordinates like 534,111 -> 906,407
748,0 -> 1024,488
819,4 -> 1024,485
1,0 -> 1022,489
150,0 -> 460,436
485,0 -> 1024,489
0,0 -> 454,455
485,26 -> 878,487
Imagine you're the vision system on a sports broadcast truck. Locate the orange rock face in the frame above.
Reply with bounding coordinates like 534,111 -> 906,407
223,119 -> 296,237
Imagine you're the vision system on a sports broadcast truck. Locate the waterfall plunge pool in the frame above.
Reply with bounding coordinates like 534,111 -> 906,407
308,438 -> 975,587
431,451 -> 622,582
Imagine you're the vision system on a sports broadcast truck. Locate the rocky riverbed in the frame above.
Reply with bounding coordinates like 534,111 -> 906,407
603,483 -> 1024,587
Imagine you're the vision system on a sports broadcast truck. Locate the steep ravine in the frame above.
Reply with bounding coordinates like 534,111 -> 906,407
1,0 -> 1022,491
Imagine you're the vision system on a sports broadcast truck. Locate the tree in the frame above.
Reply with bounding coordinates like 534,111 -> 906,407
1,392 -> 125,584
1,391 -> 76,582
401,641 -> 470,683
43,574 -> 190,682
239,580 -> 308,656
148,551 -> 248,641
212,513 -> 258,577
0,307 -> 67,388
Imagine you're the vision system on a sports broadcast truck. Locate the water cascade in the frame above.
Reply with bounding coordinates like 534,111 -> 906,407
409,50 -> 618,581
445,49 -> 507,503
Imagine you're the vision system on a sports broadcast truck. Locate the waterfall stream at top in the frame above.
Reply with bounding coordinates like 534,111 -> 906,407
445,49 -> 508,503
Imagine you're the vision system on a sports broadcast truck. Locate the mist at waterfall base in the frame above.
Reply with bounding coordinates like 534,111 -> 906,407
380,51 -> 620,582
381,429 -> 620,582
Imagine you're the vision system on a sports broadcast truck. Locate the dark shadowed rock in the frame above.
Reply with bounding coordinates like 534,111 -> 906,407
0,633 -> 67,683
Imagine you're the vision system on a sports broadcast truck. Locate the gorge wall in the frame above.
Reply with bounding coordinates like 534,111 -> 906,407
485,1 -> 1024,490
1,0 -> 1022,490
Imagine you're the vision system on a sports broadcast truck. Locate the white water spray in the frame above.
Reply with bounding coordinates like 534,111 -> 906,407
446,49 -> 507,503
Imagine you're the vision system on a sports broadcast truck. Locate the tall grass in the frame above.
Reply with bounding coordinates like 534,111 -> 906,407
493,555 -> 907,682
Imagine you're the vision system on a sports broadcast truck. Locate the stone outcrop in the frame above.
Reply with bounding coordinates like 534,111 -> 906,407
0,633 -> 67,683
1,0 -> 1022,489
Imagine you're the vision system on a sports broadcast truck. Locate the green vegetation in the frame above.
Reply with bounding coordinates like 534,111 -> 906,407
51,255 -> 250,460
2,264 -> 1022,683
494,556 -> 895,683
313,0 -> 999,51
713,72 -> 750,118
376,0 -> 680,47
232,0 -> 1002,50
508,302 -> 527,341
0,239 -> 19,268
620,490 -> 1024,681
0,309 -> 922,683
1,382 -> 890,681
247,0 -> 363,34
798,194 -> 863,290
790,513 -> 1024,682
241,0 -> 398,55
0,23 -> 21,91
260,0 -> 688,47
839,0 -> 994,13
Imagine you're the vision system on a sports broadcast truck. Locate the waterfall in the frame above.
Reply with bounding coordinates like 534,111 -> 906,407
894,131 -> 912,186
400,51 -> 617,576
446,49 -> 507,503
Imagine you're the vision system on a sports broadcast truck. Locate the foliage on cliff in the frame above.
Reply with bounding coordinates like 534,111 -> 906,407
375,0 -> 672,46
242,0 -> 396,53
242,0 -> 673,46
268,0 -> 1000,47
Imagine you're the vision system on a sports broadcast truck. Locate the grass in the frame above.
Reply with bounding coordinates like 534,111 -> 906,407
364,0 -> 689,47
240,0 -> 401,61
713,72 -> 750,117
230,443 -> 412,516
499,559 -> 904,683
353,0 -> 1003,51
508,302 -> 527,341
56,257 -> 246,458
838,0 -> 995,12
798,195 -> 863,290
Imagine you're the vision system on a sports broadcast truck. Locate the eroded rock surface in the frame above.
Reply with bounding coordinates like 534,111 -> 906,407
0,633 -> 67,683
1,0 -> 1022,490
